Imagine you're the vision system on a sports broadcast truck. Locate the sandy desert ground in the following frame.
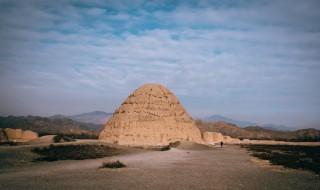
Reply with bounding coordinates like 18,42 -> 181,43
0,142 -> 319,190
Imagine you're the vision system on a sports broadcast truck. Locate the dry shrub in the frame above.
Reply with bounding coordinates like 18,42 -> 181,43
101,160 -> 125,169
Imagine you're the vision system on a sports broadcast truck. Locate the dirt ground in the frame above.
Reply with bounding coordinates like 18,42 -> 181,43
0,143 -> 319,190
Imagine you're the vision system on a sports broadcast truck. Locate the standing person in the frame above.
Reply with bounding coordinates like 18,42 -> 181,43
220,141 -> 223,148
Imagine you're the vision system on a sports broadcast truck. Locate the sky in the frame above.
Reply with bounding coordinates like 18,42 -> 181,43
0,0 -> 319,129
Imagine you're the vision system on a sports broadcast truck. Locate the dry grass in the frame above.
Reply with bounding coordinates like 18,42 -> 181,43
32,144 -> 118,162
243,145 -> 320,175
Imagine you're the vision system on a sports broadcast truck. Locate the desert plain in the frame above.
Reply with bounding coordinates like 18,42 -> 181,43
0,140 -> 319,190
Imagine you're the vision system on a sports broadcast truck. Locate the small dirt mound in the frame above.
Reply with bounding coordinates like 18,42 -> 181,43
169,141 -> 212,150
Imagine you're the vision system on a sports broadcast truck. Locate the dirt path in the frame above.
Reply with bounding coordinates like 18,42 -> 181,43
0,145 -> 319,190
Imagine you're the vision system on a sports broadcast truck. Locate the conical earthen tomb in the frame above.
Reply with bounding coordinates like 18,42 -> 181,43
99,84 -> 203,146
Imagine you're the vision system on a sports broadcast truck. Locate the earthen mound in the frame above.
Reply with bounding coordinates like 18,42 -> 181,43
202,131 -> 240,144
99,84 -> 203,147
0,128 -> 38,143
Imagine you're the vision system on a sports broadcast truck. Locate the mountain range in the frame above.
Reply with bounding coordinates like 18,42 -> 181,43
196,121 -> 320,141
52,112 -> 294,132
51,111 -> 112,125
0,111 -> 112,139
0,115 -> 103,138
1,111 -> 319,141
202,115 -> 293,131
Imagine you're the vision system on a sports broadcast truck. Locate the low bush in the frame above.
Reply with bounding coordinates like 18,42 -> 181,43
101,160 -> 125,169
53,134 -> 76,143
150,145 -> 171,151
159,146 -> 170,151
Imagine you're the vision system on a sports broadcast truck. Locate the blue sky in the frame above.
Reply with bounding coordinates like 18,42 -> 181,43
0,0 -> 319,129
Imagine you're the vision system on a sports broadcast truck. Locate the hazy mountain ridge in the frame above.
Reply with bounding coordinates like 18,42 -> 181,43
203,114 -> 293,131
203,115 -> 258,127
261,123 -> 292,131
0,115 -> 103,137
196,121 -> 320,141
51,111 -> 112,125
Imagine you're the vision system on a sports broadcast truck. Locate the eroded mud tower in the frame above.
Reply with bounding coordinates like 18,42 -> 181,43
99,84 -> 203,146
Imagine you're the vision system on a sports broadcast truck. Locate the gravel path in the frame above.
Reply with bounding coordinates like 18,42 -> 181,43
0,145 -> 319,190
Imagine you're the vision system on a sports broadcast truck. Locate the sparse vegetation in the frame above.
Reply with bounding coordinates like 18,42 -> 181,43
40,132 -> 100,140
243,145 -> 320,175
53,134 -> 76,143
101,160 -> 125,169
50,133 -> 100,143
32,144 -> 118,162
289,136 -> 320,142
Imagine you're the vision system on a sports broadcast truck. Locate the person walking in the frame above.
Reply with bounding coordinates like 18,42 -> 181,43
220,141 -> 223,148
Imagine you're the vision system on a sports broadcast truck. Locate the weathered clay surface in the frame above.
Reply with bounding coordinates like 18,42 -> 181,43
21,130 -> 39,140
202,131 -> 214,142
5,128 -> 23,141
202,131 -> 224,143
0,128 -> 38,143
202,131 -> 240,144
99,84 -> 203,146
223,135 -> 234,142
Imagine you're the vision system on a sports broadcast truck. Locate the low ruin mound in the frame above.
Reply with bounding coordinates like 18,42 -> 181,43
0,128 -> 38,143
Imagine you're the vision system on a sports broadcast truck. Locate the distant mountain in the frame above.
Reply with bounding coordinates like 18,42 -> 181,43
202,114 -> 293,131
196,121 -> 320,141
51,111 -> 112,125
261,123 -> 293,132
0,115 -> 103,137
203,115 -> 258,127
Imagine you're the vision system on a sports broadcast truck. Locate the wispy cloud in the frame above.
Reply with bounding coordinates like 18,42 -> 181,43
0,0 -> 319,128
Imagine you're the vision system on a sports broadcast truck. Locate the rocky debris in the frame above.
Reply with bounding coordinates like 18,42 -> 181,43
0,128 -> 38,143
99,84 -> 203,147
